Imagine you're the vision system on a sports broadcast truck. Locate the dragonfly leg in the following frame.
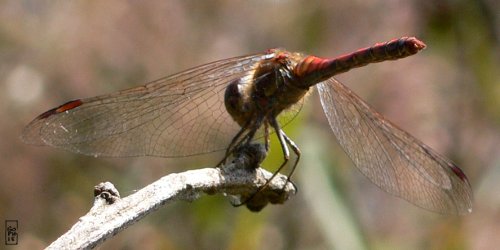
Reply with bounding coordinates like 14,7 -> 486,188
281,133 -> 300,191
270,118 -> 291,175
217,125 -> 249,167
235,117 -> 292,206
257,118 -> 300,194
218,115 -> 265,167
264,120 -> 270,152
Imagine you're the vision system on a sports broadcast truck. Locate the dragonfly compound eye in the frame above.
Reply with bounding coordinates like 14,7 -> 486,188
224,79 -> 253,127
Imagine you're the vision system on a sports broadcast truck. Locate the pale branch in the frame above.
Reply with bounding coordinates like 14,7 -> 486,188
45,151 -> 296,250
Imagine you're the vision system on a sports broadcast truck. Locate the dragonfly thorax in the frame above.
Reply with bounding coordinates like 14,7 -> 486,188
224,53 -> 310,128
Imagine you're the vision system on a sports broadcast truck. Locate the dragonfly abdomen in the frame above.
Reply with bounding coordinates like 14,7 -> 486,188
294,37 -> 426,87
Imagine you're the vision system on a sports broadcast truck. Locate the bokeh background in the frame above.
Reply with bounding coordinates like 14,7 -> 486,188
1,1 -> 499,249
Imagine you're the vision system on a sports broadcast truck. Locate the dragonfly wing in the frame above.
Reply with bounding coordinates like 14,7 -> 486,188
22,53 -> 271,157
316,78 -> 472,214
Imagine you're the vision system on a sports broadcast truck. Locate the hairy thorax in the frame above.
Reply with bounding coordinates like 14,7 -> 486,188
224,49 -> 311,128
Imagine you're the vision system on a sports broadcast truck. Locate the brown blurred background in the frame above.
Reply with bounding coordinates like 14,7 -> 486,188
1,1 -> 499,249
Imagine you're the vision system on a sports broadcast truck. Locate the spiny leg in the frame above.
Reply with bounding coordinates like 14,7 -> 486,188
218,115 -> 266,167
236,116 -> 292,207
264,122 -> 270,152
243,120 -> 261,146
217,122 -> 250,167
281,133 -> 301,191
269,117 -> 291,178
256,118 -> 301,194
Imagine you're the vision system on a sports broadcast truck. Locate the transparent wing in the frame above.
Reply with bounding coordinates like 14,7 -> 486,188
22,53 -> 273,157
317,78 -> 472,214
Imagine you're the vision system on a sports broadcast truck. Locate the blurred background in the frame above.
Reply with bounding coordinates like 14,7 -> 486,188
1,0 -> 499,249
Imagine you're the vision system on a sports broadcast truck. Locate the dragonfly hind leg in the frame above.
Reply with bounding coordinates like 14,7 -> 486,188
235,117 -> 299,208
269,118 -> 300,191
281,133 -> 300,192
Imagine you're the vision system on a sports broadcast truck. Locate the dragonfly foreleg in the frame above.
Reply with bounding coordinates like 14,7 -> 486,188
217,125 -> 250,167
218,115 -> 265,167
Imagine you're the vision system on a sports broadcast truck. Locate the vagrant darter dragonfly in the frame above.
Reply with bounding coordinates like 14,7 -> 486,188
22,37 -> 473,214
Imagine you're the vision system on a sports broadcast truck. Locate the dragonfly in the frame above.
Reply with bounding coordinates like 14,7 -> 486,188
22,37 -> 472,214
